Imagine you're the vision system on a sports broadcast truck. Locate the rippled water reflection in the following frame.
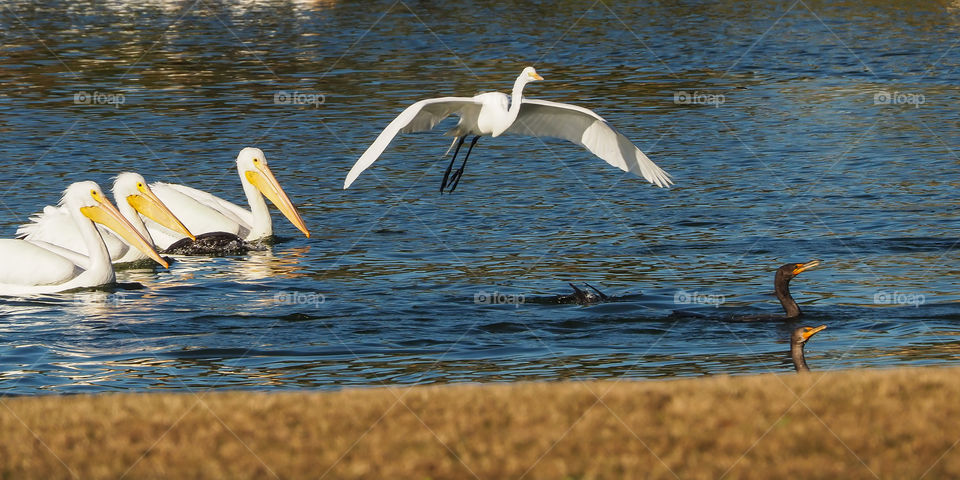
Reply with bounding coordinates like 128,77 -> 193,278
1,0 -> 959,394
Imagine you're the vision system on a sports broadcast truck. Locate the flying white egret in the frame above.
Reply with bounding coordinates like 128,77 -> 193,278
146,147 -> 310,252
343,66 -> 673,193
17,172 -> 194,267
0,181 -> 168,296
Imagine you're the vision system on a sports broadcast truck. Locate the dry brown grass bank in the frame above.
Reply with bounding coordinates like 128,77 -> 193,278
2,367 -> 959,479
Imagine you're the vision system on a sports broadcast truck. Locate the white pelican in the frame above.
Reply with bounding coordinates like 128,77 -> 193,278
17,172 -> 194,267
0,181 -> 168,296
343,66 -> 673,193
146,147 -> 310,251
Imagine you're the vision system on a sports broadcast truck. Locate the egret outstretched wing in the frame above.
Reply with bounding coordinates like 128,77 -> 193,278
343,97 -> 481,189
507,99 -> 672,188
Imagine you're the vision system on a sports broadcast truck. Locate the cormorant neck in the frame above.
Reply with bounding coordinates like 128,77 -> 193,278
791,339 -> 809,373
775,271 -> 801,318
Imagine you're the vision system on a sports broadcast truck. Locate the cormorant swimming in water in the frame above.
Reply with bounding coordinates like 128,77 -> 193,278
773,260 -> 821,318
734,260 -> 821,321
790,324 -> 826,372
553,283 -> 609,305
163,232 -> 265,256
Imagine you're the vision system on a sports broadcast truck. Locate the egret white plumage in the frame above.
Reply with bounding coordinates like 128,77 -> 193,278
0,181 -> 168,296
146,147 -> 310,251
343,67 -> 672,193
17,172 -> 194,267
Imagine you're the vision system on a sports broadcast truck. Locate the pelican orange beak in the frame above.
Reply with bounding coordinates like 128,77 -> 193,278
245,164 -> 310,238
127,183 -> 196,241
81,191 -> 169,268
802,324 -> 827,341
791,259 -> 822,276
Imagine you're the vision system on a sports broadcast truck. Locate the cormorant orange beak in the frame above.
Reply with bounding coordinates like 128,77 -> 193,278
802,324 -> 827,341
791,259 -> 822,276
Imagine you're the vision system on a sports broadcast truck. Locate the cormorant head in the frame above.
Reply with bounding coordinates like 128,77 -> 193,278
774,259 -> 821,287
791,324 -> 826,346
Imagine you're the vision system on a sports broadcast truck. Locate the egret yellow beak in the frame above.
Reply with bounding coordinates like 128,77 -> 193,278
791,259 -> 821,276
531,72 -> 544,81
802,324 -> 827,341
81,193 -> 169,268
127,184 -> 195,241
245,166 -> 310,238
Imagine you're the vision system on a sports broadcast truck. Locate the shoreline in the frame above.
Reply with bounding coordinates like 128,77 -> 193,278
3,367 -> 959,478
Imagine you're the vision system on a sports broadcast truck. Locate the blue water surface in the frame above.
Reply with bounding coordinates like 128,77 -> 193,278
0,0 -> 959,394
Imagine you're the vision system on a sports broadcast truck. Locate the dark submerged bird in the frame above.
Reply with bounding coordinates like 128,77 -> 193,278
554,283 -> 609,305
790,324 -> 826,372
163,232 -> 265,256
773,260 -> 821,318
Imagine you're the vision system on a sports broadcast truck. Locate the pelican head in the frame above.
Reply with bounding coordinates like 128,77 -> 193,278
64,181 -> 169,268
236,147 -> 310,238
113,172 -> 195,241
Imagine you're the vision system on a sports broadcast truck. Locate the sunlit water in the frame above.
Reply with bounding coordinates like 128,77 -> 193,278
1,0 -> 959,394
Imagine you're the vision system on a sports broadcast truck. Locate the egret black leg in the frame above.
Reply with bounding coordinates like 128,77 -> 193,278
440,136 -> 467,193
447,135 -> 480,193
